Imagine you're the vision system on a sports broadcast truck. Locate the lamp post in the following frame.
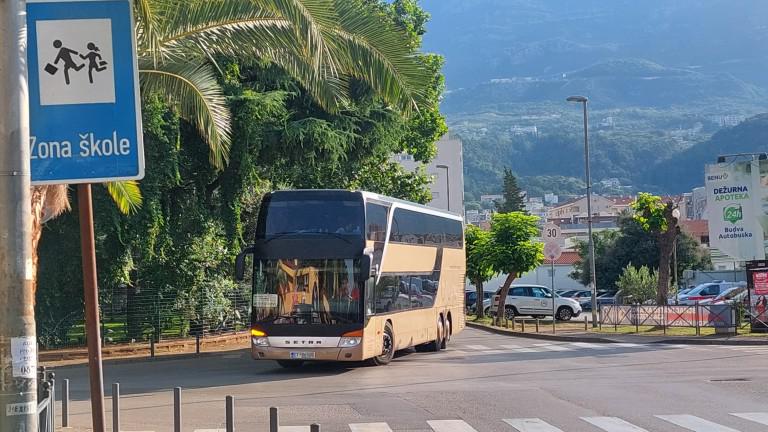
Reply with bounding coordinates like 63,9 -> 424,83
672,208 -> 681,305
567,95 -> 597,327
436,164 -> 450,212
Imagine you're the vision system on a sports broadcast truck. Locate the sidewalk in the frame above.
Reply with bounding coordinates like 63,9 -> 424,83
466,321 -> 768,345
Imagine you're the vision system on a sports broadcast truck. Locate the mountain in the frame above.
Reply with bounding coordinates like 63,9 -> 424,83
418,0 -> 768,199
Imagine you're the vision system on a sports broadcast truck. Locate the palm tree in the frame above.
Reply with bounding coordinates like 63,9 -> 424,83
30,0 -> 431,286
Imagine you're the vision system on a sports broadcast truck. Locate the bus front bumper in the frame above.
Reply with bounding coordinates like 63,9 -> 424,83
251,343 -> 364,362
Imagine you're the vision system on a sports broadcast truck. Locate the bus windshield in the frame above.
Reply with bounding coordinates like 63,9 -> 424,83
253,259 -> 363,325
257,196 -> 364,238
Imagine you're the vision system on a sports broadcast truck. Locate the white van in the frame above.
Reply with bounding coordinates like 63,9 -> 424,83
489,285 -> 583,321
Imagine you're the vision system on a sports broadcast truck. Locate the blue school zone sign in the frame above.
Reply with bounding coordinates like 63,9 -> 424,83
27,0 -> 144,184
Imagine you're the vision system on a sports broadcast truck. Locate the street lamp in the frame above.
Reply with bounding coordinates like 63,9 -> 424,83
672,208 -> 681,305
436,164 -> 450,212
567,95 -> 598,328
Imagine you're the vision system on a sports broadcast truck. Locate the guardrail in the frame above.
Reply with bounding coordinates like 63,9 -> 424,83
599,303 -> 738,335
38,367 -> 55,432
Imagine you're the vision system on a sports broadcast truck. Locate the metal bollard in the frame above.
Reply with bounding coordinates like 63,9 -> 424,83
62,378 -> 70,428
310,424 -> 321,432
269,407 -> 279,432
535,319 -> 539,333
584,315 -> 588,331
150,338 -> 156,359
511,318 -> 515,330
196,334 -> 201,355
113,383 -> 121,432
225,395 -> 234,432
174,387 -> 182,432
695,302 -> 701,336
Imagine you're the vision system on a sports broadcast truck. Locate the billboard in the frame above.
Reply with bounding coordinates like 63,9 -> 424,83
705,160 -> 767,260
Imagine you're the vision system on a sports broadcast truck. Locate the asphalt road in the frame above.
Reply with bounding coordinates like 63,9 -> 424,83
55,328 -> 768,432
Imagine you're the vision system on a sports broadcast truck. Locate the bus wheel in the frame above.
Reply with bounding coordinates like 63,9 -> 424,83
276,360 -> 304,368
441,316 -> 451,349
370,322 -> 395,366
426,317 -> 444,352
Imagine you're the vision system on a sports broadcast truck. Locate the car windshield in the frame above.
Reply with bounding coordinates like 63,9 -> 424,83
252,259 -> 363,325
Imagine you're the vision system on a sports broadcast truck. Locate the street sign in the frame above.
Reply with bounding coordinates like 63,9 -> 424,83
27,0 -> 143,185
544,241 -> 562,261
542,223 -> 562,243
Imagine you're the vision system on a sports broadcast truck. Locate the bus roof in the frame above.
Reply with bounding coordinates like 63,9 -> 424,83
267,189 -> 463,222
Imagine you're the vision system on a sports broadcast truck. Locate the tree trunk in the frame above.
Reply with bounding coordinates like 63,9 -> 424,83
656,205 -> 679,305
494,273 -> 517,326
29,185 -> 70,300
475,279 -> 484,318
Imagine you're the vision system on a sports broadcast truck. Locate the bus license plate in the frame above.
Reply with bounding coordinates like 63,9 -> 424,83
290,352 -> 315,359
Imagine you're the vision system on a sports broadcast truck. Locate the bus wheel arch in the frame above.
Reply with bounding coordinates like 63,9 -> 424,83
369,320 -> 395,366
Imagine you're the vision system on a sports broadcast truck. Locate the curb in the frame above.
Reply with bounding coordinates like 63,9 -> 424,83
465,322 -> 768,345
44,347 -> 250,369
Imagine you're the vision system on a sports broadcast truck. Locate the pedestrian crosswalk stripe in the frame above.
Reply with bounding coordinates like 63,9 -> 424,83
466,345 -> 490,350
504,418 -> 565,432
500,344 -> 520,349
655,414 -> 740,432
571,342 -> 609,349
193,429 -> 225,432
512,347 -> 539,353
541,345 -> 571,351
426,419 -> 478,432
731,412 -> 768,425
480,349 -> 507,354
349,422 -> 394,432
281,426 -> 310,432
612,343 -> 644,349
582,416 -> 649,432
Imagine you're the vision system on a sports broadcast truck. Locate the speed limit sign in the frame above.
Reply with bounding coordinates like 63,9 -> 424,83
542,223 -> 561,242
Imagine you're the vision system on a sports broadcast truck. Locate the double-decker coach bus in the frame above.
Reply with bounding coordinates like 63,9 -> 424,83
236,190 -> 466,367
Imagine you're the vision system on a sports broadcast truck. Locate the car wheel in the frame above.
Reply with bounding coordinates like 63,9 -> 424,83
276,360 -> 304,368
370,322 -> 395,365
557,307 -> 573,321
504,306 -> 517,320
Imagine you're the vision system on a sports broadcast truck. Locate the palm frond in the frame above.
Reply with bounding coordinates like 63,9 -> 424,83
329,0 -> 430,113
140,62 -> 231,169
134,0 -> 164,65
105,181 -> 143,214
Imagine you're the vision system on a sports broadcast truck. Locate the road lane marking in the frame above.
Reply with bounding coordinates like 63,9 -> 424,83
655,415 -> 740,432
582,417 -> 649,432
349,422 -> 394,432
731,412 -> 768,425
466,345 -> 491,350
571,342 -> 609,349
504,418 -> 565,432
427,419 -> 478,431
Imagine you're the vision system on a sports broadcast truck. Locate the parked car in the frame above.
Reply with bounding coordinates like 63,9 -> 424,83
488,285 -> 582,321
677,282 -> 746,305
579,290 -> 619,311
564,289 -> 592,303
465,289 -> 495,313
700,286 -> 748,306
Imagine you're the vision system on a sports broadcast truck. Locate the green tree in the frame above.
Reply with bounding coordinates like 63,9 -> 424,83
487,212 -> 543,325
571,211 -> 710,298
465,225 -> 495,318
632,193 -> 680,304
495,168 -> 526,213
615,264 -> 659,304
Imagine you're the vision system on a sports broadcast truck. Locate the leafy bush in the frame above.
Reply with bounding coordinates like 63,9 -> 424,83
616,264 -> 659,304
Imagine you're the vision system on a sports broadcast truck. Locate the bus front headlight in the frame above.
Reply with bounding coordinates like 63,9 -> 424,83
338,337 -> 361,348
252,337 -> 270,347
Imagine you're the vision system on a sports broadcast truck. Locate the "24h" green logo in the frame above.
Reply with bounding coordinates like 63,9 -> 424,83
723,205 -> 743,224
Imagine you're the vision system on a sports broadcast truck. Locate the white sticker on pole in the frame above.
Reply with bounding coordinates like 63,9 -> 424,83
5,401 -> 36,416
253,294 -> 278,308
11,336 -> 37,378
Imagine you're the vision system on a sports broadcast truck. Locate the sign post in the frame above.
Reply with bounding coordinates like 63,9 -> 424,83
543,224 -> 563,334
26,1 -> 143,431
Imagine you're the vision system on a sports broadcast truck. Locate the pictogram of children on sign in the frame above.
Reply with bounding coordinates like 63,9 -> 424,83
45,40 -> 109,85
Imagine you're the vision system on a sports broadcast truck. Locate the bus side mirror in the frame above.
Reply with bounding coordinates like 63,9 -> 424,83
235,245 -> 255,281
360,254 -> 375,280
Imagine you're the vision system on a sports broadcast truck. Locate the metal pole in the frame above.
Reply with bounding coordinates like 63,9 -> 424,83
50,375 -> 56,430
63,378 -> 70,428
0,0 -> 37,430
673,237 -> 678,300
196,334 -> 200,355
582,101 -> 598,328
551,260 -> 556,334
269,407 -> 279,432
174,387 -> 182,432
78,184 -> 107,432
225,396 -> 234,432
112,383 -> 120,432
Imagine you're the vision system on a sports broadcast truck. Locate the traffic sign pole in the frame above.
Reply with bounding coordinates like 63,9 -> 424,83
551,259 -> 556,334
78,184 -> 106,432
0,1 -> 38,432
